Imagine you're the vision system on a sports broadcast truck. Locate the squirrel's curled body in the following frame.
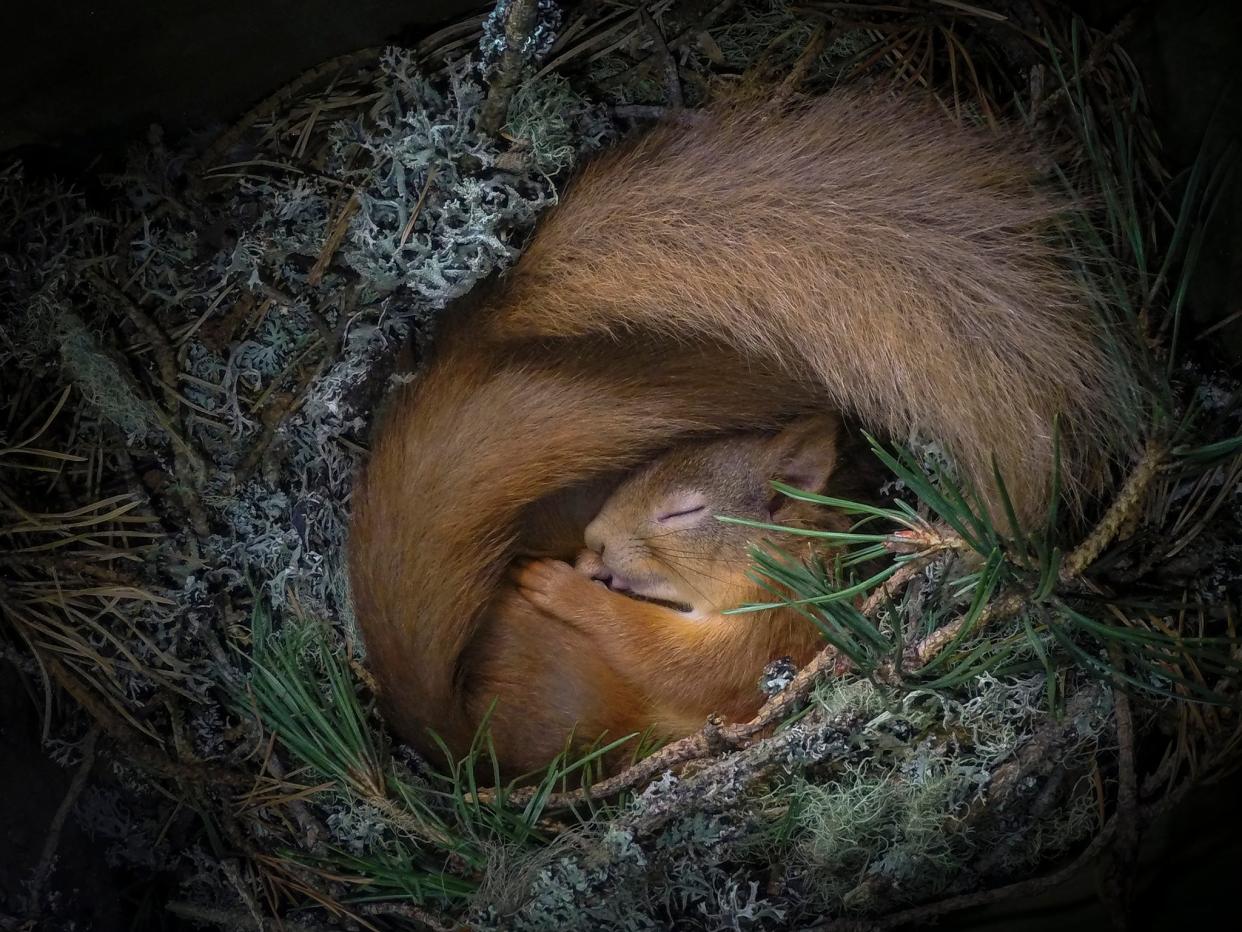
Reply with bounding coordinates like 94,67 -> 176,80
349,91 -> 1140,773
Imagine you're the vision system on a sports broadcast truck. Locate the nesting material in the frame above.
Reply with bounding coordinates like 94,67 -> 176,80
1,2 -> 1238,930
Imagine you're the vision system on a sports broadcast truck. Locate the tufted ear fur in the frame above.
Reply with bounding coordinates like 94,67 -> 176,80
764,415 -> 842,520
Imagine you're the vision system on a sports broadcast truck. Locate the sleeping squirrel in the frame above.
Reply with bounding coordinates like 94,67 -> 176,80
348,90 -> 1143,775
510,415 -> 868,754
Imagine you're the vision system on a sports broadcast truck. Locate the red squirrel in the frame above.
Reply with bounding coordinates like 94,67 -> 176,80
511,415 -> 860,740
348,91 -> 1141,774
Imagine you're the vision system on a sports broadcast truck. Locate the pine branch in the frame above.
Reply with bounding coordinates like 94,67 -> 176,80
621,707 -> 866,837
491,434 -> 1176,811
1060,439 -> 1165,581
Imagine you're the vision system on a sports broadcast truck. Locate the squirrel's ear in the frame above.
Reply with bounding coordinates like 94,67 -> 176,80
769,415 -> 841,498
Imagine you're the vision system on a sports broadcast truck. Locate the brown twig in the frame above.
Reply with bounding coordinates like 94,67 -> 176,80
778,22 -> 833,98
223,859 -> 267,932
609,104 -> 674,121
1097,647 -> 1140,929
965,685 -> 1108,876
479,0 -> 543,136
41,654 -> 250,789
190,48 -> 384,179
398,167 -> 440,249
306,193 -> 360,287
353,901 -> 455,932
875,591 -> 1027,682
600,0 -> 740,92
83,270 -> 211,535
165,902 -> 336,932
640,7 -> 684,108
262,752 -> 327,852
84,271 -> 180,419
1060,439 -> 1165,581
1032,12 -> 1134,121
234,288 -> 355,483
622,707 -> 865,837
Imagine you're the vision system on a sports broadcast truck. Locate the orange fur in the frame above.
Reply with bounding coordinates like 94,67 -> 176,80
350,332 -> 821,768
348,91 -> 1141,774
495,91 -> 1140,512
511,417 -> 852,730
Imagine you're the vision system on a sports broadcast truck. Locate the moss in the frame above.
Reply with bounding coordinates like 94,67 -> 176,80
54,302 -> 167,443
505,74 -> 612,175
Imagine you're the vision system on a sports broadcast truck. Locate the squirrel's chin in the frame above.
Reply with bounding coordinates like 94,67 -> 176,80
591,562 -> 699,614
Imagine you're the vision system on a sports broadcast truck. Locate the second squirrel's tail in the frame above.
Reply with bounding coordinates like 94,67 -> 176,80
492,91 -> 1143,522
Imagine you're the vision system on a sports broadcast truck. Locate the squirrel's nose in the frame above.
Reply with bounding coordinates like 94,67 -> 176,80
583,515 -> 609,555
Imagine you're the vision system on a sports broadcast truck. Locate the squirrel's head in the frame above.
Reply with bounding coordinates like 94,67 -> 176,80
578,415 -> 842,616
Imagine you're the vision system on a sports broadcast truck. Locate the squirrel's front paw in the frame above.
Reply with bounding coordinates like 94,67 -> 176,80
510,558 -> 600,620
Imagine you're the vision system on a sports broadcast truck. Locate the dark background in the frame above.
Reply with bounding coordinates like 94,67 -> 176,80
2,1 -> 1240,929
2,0 -> 1238,352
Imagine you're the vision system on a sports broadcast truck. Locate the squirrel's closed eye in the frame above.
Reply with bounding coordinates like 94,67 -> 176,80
658,505 -> 705,522
656,493 -> 708,524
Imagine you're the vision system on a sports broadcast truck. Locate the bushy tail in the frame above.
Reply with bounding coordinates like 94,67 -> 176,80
493,91 -> 1143,522
351,90 -> 1146,756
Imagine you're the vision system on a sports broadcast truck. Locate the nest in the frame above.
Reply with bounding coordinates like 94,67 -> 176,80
1,1 -> 1239,929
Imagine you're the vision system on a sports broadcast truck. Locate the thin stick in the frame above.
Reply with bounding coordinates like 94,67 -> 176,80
1060,439 -> 1165,581
224,859 -> 266,932
82,272 -> 211,534
778,23 -> 832,98
41,654 -> 250,788
354,902 -> 455,932
234,289 -> 355,482
84,271 -> 180,415
165,902 -> 336,932
306,193 -> 360,287
398,167 -> 440,249
190,48 -> 383,177
1033,13 -> 1135,121
600,1 -> 739,91
479,0 -> 542,136
878,592 -> 1026,680
640,7 -> 683,108
1097,648 -> 1139,924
